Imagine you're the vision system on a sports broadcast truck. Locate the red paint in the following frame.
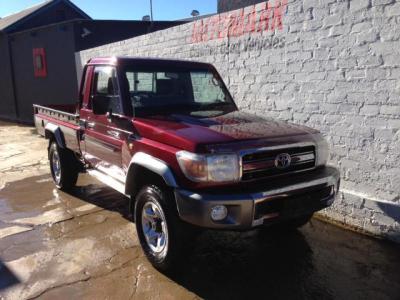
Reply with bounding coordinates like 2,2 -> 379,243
191,19 -> 202,42
209,15 -> 220,40
218,14 -> 228,39
34,57 -> 318,190
33,48 -> 47,77
191,0 -> 287,43
271,0 -> 288,31
82,66 -> 94,108
37,114 -> 80,130
257,1 -> 272,32
133,112 -> 313,153
245,6 -> 257,33
233,8 -> 245,37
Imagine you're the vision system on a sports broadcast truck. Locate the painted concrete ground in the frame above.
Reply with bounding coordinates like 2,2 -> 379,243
0,121 -> 399,300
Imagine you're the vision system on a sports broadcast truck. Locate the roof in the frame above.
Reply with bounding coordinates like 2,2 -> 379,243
0,0 -> 50,31
0,0 -> 91,32
87,56 -> 213,69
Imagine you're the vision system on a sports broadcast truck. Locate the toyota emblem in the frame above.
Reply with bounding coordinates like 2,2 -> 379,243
274,153 -> 291,169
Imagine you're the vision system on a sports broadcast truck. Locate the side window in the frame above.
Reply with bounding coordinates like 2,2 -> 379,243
125,72 -> 154,92
191,72 -> 225,103
136,73 -> 153,91
92,66 -> 122,115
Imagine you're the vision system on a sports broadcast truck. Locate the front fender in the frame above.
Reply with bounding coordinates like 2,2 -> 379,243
125,152 -> 178,195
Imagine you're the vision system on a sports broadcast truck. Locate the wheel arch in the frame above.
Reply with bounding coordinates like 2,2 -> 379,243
44,123 -> 66,148
125,152 -> 178,200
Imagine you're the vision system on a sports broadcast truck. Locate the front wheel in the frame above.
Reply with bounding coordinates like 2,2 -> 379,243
134,185 -> 194,272
49,141 -> 79,191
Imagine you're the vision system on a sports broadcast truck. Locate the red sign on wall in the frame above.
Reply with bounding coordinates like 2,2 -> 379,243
33,48 -> 47,77
191,0 -> 287,43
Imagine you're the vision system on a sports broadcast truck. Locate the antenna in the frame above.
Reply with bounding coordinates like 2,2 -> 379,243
150,0 -> 153,21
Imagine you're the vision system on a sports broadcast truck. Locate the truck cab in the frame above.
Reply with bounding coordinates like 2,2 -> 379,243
34,56 -> 340,271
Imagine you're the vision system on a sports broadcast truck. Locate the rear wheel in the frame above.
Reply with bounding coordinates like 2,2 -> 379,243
135,184 -> 195,272
49,141 -> 79,191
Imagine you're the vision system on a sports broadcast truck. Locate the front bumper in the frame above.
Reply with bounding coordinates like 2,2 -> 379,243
174,166 -> 340,230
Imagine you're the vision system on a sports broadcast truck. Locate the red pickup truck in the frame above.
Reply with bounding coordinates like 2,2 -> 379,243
34,57 -> 340,270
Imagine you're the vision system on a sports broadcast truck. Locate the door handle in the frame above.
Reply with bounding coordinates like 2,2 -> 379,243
107,130 -> 120,139
87,122 -> 95,129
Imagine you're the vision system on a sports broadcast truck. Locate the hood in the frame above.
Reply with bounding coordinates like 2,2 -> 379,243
133,111 -> 318,152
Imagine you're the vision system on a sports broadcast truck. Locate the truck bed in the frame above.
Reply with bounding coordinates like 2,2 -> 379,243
34,104 -> 81,154
33,104 -> 79,125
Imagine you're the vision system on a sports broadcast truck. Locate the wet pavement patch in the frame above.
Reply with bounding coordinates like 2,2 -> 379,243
0,174 -> 399,299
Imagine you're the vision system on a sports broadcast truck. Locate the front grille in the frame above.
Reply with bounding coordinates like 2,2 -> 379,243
241,145 -> 316,181
254,185 -> 333,220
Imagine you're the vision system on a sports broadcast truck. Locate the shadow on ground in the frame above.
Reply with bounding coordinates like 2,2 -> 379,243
378,201 -> 400,242
171,229 -> 322,300
1,175 -> 400,299
0,260 -> 20,290
67,178 -> 400,299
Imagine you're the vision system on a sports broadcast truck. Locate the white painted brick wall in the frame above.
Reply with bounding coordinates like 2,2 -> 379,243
77,0 -> 400,243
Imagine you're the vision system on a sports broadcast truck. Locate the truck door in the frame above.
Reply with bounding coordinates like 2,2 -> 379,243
81,65 -> 126,182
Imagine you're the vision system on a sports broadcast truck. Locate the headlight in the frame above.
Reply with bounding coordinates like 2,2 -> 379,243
176,151 -> 240,182
315,134 -> 329,166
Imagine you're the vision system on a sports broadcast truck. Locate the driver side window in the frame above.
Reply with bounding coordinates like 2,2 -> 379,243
91,66 -> 122,115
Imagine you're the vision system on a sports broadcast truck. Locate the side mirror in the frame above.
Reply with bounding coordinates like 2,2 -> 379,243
92,95 -> 110,115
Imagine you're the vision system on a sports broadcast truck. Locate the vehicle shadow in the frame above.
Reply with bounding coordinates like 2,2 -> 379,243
69,181 -> 331,299
69,182 -> 132,221
0,260 -> 20,291
168,228 -> 330,300
377,201 -> 400,243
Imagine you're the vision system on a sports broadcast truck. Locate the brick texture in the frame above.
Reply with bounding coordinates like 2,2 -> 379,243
77,0 -> 400,243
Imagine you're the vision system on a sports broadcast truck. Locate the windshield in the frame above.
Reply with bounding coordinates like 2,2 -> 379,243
121,67 -> 237,117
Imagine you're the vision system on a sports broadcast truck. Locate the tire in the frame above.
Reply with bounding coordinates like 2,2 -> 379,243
134,184 -> 194,272
48,141 -> 79,191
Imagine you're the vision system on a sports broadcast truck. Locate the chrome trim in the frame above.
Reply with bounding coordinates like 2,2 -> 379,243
141,201 -> 169,256
85,135 -> 118,152
243,152 -> 315,172
91,120 -> 133,135
292,153 -> 315,162
87,169 -> 128,196
243,151 -> 314,164
34,104 -> 78,119
239,142 -> 317,181
238,142 -> 316,157
44,123 -> 65,148
107,130 -> 120,138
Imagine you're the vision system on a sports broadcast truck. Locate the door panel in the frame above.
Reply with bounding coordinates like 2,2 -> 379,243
84,114 -> 126,182
82,65 -> 128,183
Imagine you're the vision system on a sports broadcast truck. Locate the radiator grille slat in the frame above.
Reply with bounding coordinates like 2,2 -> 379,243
241,146 -> 316,181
